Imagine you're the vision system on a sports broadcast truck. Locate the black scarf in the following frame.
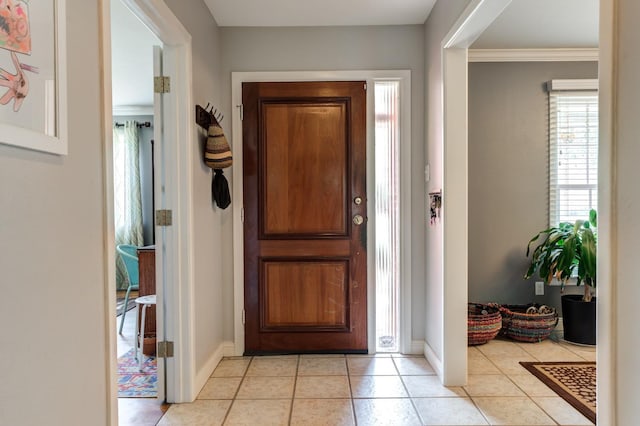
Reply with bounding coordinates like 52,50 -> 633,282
212,169 -> 231,209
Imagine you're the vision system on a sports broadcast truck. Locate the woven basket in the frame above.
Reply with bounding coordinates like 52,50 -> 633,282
500,304 -> 558,343
468,303 -> 502,346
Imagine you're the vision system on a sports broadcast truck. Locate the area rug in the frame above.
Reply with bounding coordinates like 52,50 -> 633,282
520,361 -> 596,423
118,348 -> 157,398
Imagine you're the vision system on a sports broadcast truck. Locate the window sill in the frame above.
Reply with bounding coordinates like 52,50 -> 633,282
548,277 -> 579,286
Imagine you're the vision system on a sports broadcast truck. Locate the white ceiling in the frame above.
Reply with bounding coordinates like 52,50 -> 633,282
110,0 -> 598,110
473,0 -> 599,49
204,0 -> 438,27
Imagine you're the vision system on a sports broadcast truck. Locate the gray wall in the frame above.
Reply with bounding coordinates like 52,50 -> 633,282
0,1 -> 109,423
220,25 -> 427,342
165,0 -> 227,375
423,0 -> 474,362
468,61 -> 598,313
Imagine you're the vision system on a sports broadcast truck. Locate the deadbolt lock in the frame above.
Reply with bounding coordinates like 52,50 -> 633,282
354,196 -> 363,205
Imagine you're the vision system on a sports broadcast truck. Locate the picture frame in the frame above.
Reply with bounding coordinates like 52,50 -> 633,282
0,0 -> 68,155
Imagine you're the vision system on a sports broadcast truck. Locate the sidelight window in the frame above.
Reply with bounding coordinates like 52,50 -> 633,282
374,81 -> 401,353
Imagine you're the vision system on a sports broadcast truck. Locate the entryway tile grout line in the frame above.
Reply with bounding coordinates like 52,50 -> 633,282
345,355 -> 358,426
392,356 -> 423,424
287,355 -> 300,426
219,356 -> 253,425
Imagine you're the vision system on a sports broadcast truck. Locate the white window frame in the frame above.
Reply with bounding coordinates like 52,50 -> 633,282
548,79 -> 598,227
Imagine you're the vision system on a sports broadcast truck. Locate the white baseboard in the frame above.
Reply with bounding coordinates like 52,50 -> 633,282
222,341 -> 236,357
408,340 -> 425,355
193,340 -> 234,398
423,341 -> 443,378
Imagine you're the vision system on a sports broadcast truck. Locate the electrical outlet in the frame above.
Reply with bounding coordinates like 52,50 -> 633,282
535,281 -> 544,296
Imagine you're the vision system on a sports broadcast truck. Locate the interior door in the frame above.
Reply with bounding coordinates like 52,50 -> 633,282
151,44 -> 165,401
242,81 -> 367,354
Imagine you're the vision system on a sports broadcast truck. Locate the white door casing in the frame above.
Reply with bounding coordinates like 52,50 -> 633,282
101,1 -> 195,423
438,0 -> 512,386
231,70 -> 413,356
122,0 -> 196,403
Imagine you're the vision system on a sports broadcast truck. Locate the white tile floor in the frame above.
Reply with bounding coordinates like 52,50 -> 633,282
156,337 -> 595,426
117,299 -> 168,426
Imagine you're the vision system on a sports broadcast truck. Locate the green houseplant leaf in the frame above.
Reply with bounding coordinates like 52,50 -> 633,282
524,210 -> 597,302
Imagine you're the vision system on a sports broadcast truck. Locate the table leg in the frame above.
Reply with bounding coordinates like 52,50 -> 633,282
134,303 -> 139,362
139,304 -> 147,371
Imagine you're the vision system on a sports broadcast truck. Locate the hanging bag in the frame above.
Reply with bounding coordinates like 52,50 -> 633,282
203,122 -> 232,208
204,123 -> 233,169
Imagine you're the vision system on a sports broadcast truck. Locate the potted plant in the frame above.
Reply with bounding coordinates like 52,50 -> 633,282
524,209 -> 597,345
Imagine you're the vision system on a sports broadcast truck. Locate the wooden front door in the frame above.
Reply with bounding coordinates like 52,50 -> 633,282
242,81 -> 367,354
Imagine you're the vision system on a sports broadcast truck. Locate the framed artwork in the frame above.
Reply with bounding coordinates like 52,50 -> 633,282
0,0 -> 67,155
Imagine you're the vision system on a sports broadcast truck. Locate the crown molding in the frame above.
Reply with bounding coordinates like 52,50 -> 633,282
112,105 -> 154,116
468,48 -> 599,63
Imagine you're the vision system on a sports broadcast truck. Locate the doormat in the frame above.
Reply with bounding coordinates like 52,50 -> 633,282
118,348 -> 157,398
520,361 -> 595,423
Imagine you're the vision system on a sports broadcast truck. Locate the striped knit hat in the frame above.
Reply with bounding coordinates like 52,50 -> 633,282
204,123 -> 232,169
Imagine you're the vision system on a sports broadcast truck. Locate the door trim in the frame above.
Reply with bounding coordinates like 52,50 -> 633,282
101,0 -> 195,421
232,70 -> 412,355
596,0 -> 615,423
122,0 -> 196,403
436,0 -> 512,386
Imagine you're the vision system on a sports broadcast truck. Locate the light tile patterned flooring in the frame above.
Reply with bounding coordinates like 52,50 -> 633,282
117,295 -> 169,426
156,338 -> 595,426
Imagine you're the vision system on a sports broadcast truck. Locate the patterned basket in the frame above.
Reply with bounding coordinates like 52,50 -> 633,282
468,303 -> 502,346
500,304 -> 559,343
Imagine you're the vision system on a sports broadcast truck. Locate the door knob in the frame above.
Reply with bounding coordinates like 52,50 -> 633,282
353,214 -> 364,225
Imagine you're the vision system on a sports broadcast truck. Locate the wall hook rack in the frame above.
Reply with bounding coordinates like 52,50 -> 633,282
429,190 -> 442,225
195,103 -> 224,130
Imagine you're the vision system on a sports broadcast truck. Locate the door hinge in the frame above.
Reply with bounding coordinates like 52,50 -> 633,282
364,83 -> 367,91
241,207 -> 245,223
157,341 -> 174,358
154,76 -> 171,93
156,209 -> 173,227
242,309 -> 246,325
237,104 -> 244,121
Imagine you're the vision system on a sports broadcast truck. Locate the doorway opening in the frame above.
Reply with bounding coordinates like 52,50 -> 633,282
103,0 -> 197,419
110,0 -> 160,402
374,81 -> 401,353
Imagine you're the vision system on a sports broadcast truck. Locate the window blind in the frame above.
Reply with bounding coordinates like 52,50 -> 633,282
549,90 -> 598,226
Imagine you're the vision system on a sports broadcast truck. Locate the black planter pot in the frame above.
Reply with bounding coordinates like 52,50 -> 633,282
561,294 -> 596,345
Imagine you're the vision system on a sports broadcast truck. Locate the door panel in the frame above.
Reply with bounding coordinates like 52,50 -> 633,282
243,81 -> 367,354
263,103 -> 348,236
262,260 -> 348,329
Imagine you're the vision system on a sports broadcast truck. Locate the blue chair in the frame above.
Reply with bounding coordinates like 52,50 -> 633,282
117,244 -> 140,335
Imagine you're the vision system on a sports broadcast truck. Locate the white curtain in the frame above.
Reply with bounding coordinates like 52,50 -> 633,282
113,121 -> 144,290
